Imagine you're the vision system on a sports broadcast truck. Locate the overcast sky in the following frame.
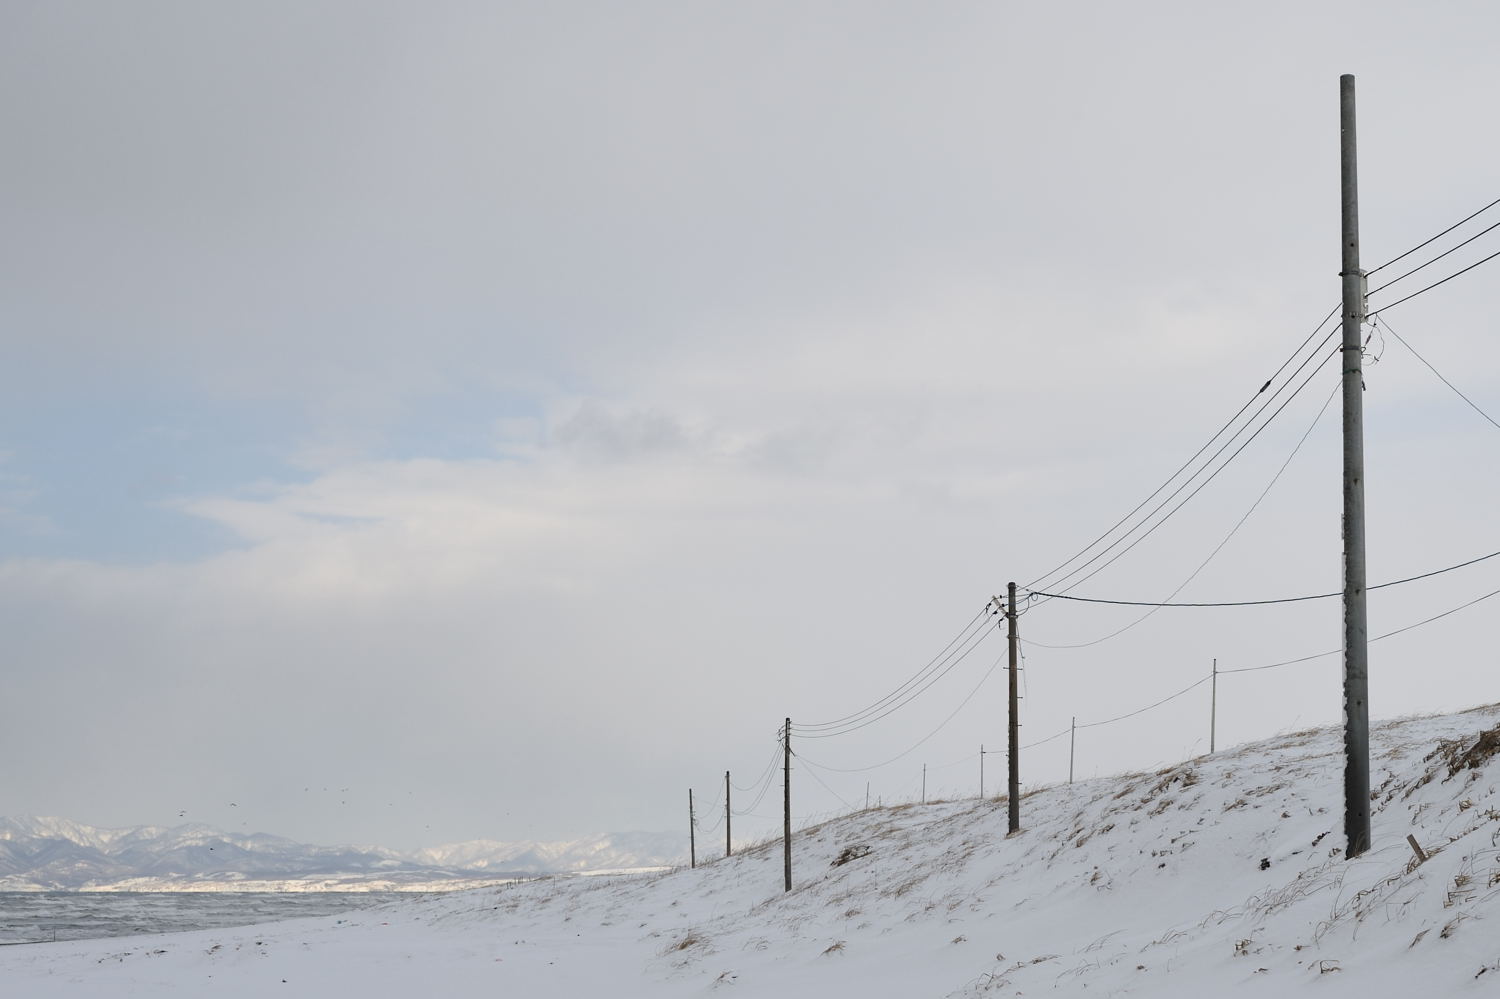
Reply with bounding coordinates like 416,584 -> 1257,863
3,1 -> 1499,853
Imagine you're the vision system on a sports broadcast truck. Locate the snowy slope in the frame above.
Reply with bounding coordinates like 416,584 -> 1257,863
3,704 -> 1498,997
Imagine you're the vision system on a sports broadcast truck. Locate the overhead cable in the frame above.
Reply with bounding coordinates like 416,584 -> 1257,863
1365,247 -> 1500,320
796,759 -> 857,812
732,743 -> 783,815
1028,547 -> 1500,609
1220,584 -> 1500,674
792,623 -> 995,739
732,745 -> 782,793
1036,336 -> 1340,599
1366,217 -> 1500,297
1378,317 -> 1500,433
1075,676 -> 1211,730
1366,194 -> 1500,276
1024,304 -> 1341,593
793,606 -> 991,733
795,656 -> 1001,773
1025,380 -> 1339,649
1021,726 -> 1073,751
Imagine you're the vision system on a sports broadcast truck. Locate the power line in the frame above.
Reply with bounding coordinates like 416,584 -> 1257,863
796,758 -> 857,812
1025,379 -> 1339,649
733,745 -> 781,792
1028,546 -> 1500,609
1367,216 -> 1500,297
733,743 -> 783,815
1021,726 -> 1072,751
795,656 -> 1001,773
696,806 -> 725,835
1377,316 -> 1500,433
929,750 -> 979,771
1366,194 -> 1500,276
1024,305 -> 1341,593
696,782 -> 724,818
1026,576 -> 1500,738
1037,336 -> 1340,599
1220,583 -> 1500,674
793,606 -> 991,733
792,623 -> 995,739
1075,675 -> 1211,730
1365,246 -> 1500,320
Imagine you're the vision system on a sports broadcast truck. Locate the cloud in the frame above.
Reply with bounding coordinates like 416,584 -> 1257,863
5,0 -> 1500,852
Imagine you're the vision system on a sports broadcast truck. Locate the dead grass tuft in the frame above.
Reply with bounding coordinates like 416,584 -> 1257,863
831,844 -> 872,868
1449,725 -> 1500,775
666,932 -> 707,954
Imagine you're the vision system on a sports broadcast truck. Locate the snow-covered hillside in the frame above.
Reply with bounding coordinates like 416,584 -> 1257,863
3,705 -> 1498,997
0,818 -> 684,890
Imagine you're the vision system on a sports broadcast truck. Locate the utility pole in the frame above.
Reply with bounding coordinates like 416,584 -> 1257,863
1006,583 -> 1021,834
1340,73 -> 1371,859
865,782 -> 870,810
1069,717 -> 1076,784
725,771 -> 732,858
979,744 -> 984,799
922,763 -> 927,804
688,789 -> 696,869
782,718 -> 792,892
1210,659 -> 1218,754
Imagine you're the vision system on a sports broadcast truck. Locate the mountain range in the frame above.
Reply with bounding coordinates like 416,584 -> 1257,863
0,816 -> 686,891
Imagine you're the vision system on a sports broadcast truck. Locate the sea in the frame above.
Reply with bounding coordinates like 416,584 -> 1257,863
0,892 -> 405,945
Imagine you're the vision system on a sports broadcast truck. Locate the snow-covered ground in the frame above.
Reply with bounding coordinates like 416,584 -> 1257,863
4,704 -> 1498,997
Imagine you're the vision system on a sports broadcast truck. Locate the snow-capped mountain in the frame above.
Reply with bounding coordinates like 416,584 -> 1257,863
0,817 -> 685,890
409,831 -> 684,874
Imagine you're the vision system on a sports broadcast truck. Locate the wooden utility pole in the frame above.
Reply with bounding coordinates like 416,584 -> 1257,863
782,718 -> 792,892
1210,659 -> 1218,754
1006,583 -> 1021,834
725,771 -> 732,858
1340,73 -> 1371,859
688,789 -> 696,869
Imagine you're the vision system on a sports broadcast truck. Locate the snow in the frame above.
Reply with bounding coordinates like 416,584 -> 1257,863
4,704 -> 1499,996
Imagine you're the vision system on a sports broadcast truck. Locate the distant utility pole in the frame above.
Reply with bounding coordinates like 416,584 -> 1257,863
922,763 -> 927,804
1068,717 -> 1076,785
1210,660 -> 1218,754
979,744 -> 985,799
1340,73 -> 1372,859
688,789 -> 696,869
725,771 -> 732,858
782,718 -> 792,892
1006,583 -> 1021,834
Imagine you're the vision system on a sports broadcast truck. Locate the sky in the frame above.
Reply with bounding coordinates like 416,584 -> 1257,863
3,0 -> 1499,853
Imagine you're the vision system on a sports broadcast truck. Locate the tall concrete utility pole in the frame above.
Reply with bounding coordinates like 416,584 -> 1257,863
724,771 -> 732,858
1339,73 -> 1371,859
688,789 -> 696,869
1006,582 -> 1021,834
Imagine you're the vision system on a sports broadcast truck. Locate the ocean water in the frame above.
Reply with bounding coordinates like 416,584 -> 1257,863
0,892 -> 404,945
